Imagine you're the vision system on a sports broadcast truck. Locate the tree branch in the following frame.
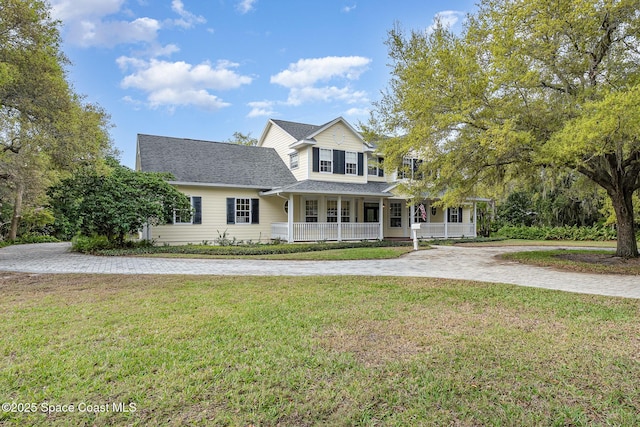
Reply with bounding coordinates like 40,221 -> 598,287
2,137 -> 22,154
540,80 -> 575,95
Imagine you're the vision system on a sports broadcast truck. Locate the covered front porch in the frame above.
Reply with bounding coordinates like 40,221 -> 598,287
262,181 -> 481,242
261,180 -> 392,243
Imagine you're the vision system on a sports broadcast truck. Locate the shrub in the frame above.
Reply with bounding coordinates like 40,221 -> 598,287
494,225 -> 617,241
71,235 -> 112,253
16,233 -> 59,244
0,234 -> 59,248
95,239 -> 428,256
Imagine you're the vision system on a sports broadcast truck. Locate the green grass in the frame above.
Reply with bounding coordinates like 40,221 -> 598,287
502,249 -> 640,275
1,273 -> 639,426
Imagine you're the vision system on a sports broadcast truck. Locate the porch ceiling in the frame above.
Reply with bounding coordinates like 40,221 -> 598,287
260,179 -> 396,197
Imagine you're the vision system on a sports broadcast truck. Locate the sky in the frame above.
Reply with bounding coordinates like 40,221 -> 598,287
50,0 -> 478,168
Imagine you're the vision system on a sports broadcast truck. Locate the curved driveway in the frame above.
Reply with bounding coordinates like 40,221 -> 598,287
1,243 -> 639,299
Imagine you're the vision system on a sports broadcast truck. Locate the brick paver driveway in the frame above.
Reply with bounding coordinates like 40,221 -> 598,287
1,242 -> 638,299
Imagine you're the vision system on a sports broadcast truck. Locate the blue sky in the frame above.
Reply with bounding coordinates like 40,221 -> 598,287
50,0 -> 477,167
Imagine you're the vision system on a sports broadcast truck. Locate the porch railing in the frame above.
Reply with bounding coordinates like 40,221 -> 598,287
271,222 -> 380,242
416,222 -> 476,239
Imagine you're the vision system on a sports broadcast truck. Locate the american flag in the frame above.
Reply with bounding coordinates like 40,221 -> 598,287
418,204 -> 427,221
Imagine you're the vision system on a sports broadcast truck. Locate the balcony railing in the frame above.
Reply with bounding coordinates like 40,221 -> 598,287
271,222 -> 380,242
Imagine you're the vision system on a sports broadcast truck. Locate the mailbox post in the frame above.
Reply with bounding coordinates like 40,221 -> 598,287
411,223 -> 421,251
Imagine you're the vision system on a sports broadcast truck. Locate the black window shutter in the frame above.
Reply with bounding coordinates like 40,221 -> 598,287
192,197 -> 202,224
334,150 -> 345,174
378,158 -> 384,177
226,198 -> 235,224
251,199 -> 259,224
447,208 -> 451,223
312,147 -> 319,172
357,153 -> 364,176
458,207 -> 463,223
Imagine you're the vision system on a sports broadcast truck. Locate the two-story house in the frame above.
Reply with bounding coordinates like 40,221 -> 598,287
136,117 -> 480,244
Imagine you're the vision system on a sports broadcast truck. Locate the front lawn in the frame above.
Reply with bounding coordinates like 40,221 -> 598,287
502,249 -> 640,275
1,273 -> 639,426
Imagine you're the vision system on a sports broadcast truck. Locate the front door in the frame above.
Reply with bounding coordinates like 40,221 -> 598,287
364,202 -> 379,223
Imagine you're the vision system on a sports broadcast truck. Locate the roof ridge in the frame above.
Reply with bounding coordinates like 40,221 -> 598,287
138,134 -> 270,150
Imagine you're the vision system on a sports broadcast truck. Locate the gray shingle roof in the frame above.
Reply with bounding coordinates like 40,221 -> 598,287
262,180 -> 395,197
137,134 -> 297,188
271,119 -> 324,141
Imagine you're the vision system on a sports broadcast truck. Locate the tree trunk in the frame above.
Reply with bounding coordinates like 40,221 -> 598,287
9,182 -> 24,240
609,188 -> 638,258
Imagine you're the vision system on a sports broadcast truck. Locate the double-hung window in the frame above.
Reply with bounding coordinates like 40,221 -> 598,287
399,157 -> 423,180
368,156 -> 384,177
174,196 -> 202,224
226,198 -> 259,224
235,198 -> 251,224
448,207 -> 463,223
319,148 -> 332,173
399,157 -> 414,179
345,151 -> 357,175
341,200 -> 351,223
326,200 -> 338,222
305,200 -> 318,222
289,152 -> 299,169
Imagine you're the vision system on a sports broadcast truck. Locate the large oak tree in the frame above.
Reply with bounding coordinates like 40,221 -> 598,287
370,0 -> 640,257
0,0 -> 112,239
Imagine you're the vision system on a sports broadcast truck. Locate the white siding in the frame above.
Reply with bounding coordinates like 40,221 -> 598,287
260,123 -> 296,165
308,123 -> 369,184
151,185 -> 287,245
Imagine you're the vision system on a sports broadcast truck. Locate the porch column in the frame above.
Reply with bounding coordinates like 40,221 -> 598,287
379,197 -> 384,240
337,195 -> 342,242
444,207 -> 449,239
473,201 -> 478,237
288,194 -> 294,243
410,204 -> 415,225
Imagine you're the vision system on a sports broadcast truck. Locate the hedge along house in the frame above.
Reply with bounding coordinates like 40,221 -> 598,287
136,117 -> 481,244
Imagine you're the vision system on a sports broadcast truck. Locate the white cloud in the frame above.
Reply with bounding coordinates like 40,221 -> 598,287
147,43 -> 181,58
271,56 -> 370,88
247,101 -> 276,118
50,0 -> 125,22
286,86 -> 368,106
67,17 -> 161,48
345,107 -> 369,116
342,4 -> 357,13
427,10 -> 465,33
50,0 -> 205,48
148,89 -> 230,111
119,58 -> 252,110
170,0 -> 206,28
237,0 -> 257,14
270,56 -> 371,107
